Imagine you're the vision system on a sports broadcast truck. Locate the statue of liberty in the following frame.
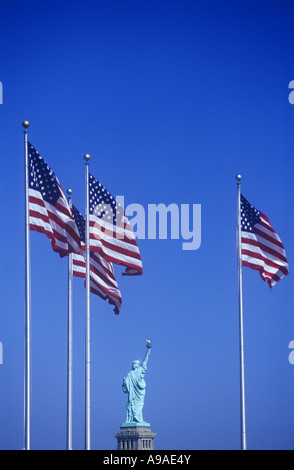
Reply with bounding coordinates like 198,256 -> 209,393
122,341 -> 152,426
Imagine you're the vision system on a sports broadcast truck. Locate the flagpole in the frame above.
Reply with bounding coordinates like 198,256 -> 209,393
66,189 -> 73,450
23,120 -> 31,450
236,174 -> 247,451
84,154 -> 91,450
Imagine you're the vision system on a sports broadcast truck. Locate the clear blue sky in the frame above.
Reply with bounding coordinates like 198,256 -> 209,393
1,0 -> 294,450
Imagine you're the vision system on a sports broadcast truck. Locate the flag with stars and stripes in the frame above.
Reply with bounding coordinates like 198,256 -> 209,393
28,143 -> 81,257
240,194 -> 289,288
71,205 -> 122,315
88,174 -> 143,276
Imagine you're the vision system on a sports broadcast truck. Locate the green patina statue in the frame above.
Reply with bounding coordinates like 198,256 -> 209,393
121,341 -> 152,426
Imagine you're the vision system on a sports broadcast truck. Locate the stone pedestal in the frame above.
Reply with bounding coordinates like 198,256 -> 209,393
115,424 -> 157,450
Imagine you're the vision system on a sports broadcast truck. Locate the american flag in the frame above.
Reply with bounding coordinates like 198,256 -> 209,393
71,205 -> 122,315
88,174 -> 143,275
28,143 -> 81,257
240,194 -> 289,288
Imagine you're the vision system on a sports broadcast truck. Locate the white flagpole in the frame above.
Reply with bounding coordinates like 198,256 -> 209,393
84,154 -> 91,450
66,188 -> 73,450
236,174 -> 247,451
23,120 -> 31,450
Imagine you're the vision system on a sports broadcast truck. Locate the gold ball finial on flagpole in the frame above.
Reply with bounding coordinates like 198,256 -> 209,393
236,174 -> 242,182
22,120 -> 30,129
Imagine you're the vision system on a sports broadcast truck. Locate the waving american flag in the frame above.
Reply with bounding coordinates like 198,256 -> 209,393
241,195 -> 289,288
28,143 -> 81,257
71,205 -> 122,315
88,174 -> 143,276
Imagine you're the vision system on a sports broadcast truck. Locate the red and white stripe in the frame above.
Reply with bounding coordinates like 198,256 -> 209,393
29,183 -> 81,257
89,213 -> 143,275
241,212 -> 289,288
72,250 -> 122,315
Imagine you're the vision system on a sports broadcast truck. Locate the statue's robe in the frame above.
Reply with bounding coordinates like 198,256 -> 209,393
123,362 -> 147,423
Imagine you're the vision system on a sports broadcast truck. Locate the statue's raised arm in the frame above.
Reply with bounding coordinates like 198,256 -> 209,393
142,340 -> 152,368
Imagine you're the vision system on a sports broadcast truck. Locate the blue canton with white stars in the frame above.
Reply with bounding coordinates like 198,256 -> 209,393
72,206 -> 85,243
241,195 -> 261,232
28,143 -> 61,205
89,174 -> 123,226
